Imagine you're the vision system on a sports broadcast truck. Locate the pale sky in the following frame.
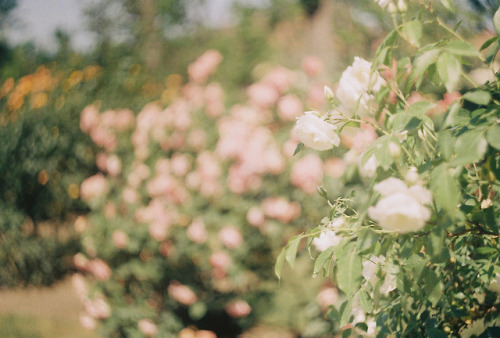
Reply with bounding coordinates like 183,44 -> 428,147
4,0 -> 257,52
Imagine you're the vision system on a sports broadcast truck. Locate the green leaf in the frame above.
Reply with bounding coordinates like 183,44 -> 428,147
285,236 -> 302,269
437,130 -> 454,161
437,52 -> 461,92
475,246 -> 498,255
426,228 -> 450,264
357,228 -> 380,254
430,163 -> 460,215
374,29 -> 399,66
402,20 -> 422,48
486,124 -> 500,150
275,248 -> 286,279
313,246 -> 335,276
293,142 -> 304,156
494,6 -> 500,35
359,289 -> 373,313
462,91 -> 491,105
422,267 -> 443,306
336,242 -> 362,296
440,0 -> 455,13
486,39 -> 500,64
480,36 -> 500,51
412,49 -> 441,89
443,41 -> 481,58
450,130 -> 488,166
339,298 -> 354,327
428,328 -> 448,338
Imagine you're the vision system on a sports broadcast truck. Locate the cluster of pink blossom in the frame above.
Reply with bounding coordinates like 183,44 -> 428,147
76,50 -> 337,335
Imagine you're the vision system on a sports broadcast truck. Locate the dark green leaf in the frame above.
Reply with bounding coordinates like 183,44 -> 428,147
293,142 -> 304,156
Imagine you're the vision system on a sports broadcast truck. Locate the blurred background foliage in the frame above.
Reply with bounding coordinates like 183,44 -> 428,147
0,0 -> 498,335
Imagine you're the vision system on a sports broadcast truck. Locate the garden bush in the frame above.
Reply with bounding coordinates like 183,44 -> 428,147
278,1 -> 500,336
73,50 -> 350,336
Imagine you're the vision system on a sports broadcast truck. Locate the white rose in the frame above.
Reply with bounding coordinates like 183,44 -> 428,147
368,178 -> 432,233
375,0 -> 392,9
294,112 -> 340,151
312,230 -> 341,252
336,57 -> 385,116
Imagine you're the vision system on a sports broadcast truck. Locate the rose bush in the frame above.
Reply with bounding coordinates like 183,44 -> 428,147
74,50 -> 349,336
278,1 -> 500,336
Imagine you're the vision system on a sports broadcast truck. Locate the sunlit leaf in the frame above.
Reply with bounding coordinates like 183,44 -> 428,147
437,52 -> 461,92
462,91 -> 491,105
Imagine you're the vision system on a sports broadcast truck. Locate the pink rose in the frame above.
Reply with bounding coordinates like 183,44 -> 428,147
291,154 -> 324,194
225,300 -> 252,318
138,319 -> 158,337
218,225 -> 243,249
168,281 -> 198,306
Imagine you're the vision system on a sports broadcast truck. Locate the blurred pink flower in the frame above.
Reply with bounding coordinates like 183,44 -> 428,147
307,83 -> 326,108
205,83 -> 225,118
122,186 -> 139,205
278,94 -> 303,121
219,225 -> 243,249
168,281 -> 198,306
87,259 -> 112,281
171,154 -> 191,177
114,109 -> 134,131
209,251 -> 231,270
188,129 -> 207,150
262,197 -> 301,223
106,155 -> 122,177
80,105 -> 99,134
291,154 -> 324,194
103,201 -> 117,219
247,82 -> 279,109
84,297 -> 111,319
80,173 -> 109,202
262,66 -> 293,94
79,314 -> 97,330
73,216 -> 87,234
188,50 -> 223,84
90,126 -> 117,152
324,158 -> 347,178
149,221 -> 170,242
225,299 -> 252,318
197,330 -> 217,338
246,207 -> 265,228
302,56 -> 323,77
73,253 -> 88,270
71,273 -> 88,302
95,152 -> 108,172
187,218 -> 207,244
138,319 -> 158,337
112,230 -> 129,249
317,287 -> 339,310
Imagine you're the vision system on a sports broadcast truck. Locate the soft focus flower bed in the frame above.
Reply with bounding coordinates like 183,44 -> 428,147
74,51 -> 350,336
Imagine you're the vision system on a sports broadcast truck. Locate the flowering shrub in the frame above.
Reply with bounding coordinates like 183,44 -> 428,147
74,51 -> 345,336
277,1 -> 500,336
